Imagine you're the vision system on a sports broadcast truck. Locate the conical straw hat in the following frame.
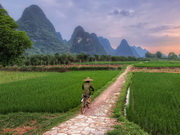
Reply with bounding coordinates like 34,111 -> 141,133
83,77 -> 93,81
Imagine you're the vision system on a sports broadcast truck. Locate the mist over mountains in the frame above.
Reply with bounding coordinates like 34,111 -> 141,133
1,4 -> 149,57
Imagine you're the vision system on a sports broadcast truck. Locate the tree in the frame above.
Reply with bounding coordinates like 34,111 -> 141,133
76,53 -> 90,63
168,52 -> 177,59
145,52 -> 156,58
94,54 -> 100,61
155,51 -> 162,59
0,8 -> 32,66
99,55 -> 111,61
66,53 -> 76,64
43,55 -> 51,65
30,55 -> 40,66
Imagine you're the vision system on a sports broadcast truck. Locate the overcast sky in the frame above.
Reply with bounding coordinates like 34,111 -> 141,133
1,0 -> 180,55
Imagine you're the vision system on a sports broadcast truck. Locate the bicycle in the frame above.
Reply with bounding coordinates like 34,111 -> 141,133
81,96 -> 90,114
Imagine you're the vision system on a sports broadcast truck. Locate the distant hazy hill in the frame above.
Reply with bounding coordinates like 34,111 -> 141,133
98,37 -> 115,55
130,46 -> 140,57
70,26 -> 107,55
115,39 -> 135,57
17,5 -> 68,55
57,32 -> 67,44
131,46 -> 148,57
0,4 -> 3,8
114,39 -> 149,57
56,32 -> 63,40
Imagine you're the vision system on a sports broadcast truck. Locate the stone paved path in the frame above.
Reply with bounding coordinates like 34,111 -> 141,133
43,66 -> 131,135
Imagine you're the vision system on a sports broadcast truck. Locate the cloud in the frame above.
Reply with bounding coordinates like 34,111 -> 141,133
173,25 -> 180,29
128,23 -> 148,29
149,25 -> 172,32
109,9 -> 135,17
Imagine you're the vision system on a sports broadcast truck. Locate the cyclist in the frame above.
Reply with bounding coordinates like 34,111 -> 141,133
82,77 -> 94,104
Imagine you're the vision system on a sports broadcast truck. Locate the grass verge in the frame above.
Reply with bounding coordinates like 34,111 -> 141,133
106,72 -> 149,135
0,108 -> 80,135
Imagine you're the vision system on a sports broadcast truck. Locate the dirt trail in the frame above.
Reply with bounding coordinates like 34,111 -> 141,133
43,66 -> 132,135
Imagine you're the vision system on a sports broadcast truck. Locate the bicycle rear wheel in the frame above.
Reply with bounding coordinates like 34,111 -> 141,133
81,98 -> 88,114
81,104 -> 86,114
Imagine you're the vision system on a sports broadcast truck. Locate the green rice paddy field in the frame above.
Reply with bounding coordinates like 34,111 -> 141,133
127,72 -> 180,135
0,70 -> 120,114
134,60 -> 180,67
76,61 -> 140,65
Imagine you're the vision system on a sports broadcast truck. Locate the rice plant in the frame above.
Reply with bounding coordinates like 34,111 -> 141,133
0,70 -> 119,114
127,72 -> 180,135
134,60 -> 180,67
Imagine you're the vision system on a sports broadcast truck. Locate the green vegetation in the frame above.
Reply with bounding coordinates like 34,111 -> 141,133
0,70 -> 123,134
0,111 -> 77,134
78,61 -> 132,65
107,73 -> 148,135
0,70 -> 119,114
127,72 -> 180,135
22,53 -> 144,66
0,65 -> 121,72
145,51 -> 179,59
0,71 -> 47,84
76,61 -> 140,65
0,8 -> 32,67
134,60 -> 180,67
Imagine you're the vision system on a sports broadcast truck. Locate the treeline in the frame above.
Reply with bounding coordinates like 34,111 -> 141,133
2,52 -> 180,67
145,51 -> 180,59
24,53 -> 141,66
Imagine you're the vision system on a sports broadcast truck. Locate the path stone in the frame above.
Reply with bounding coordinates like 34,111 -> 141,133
43,66 -> 132,135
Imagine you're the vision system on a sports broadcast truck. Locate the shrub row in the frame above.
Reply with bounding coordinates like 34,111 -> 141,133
0,66 -> 121,72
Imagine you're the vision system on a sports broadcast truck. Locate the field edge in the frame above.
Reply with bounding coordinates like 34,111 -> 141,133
106,72 -> 149,135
